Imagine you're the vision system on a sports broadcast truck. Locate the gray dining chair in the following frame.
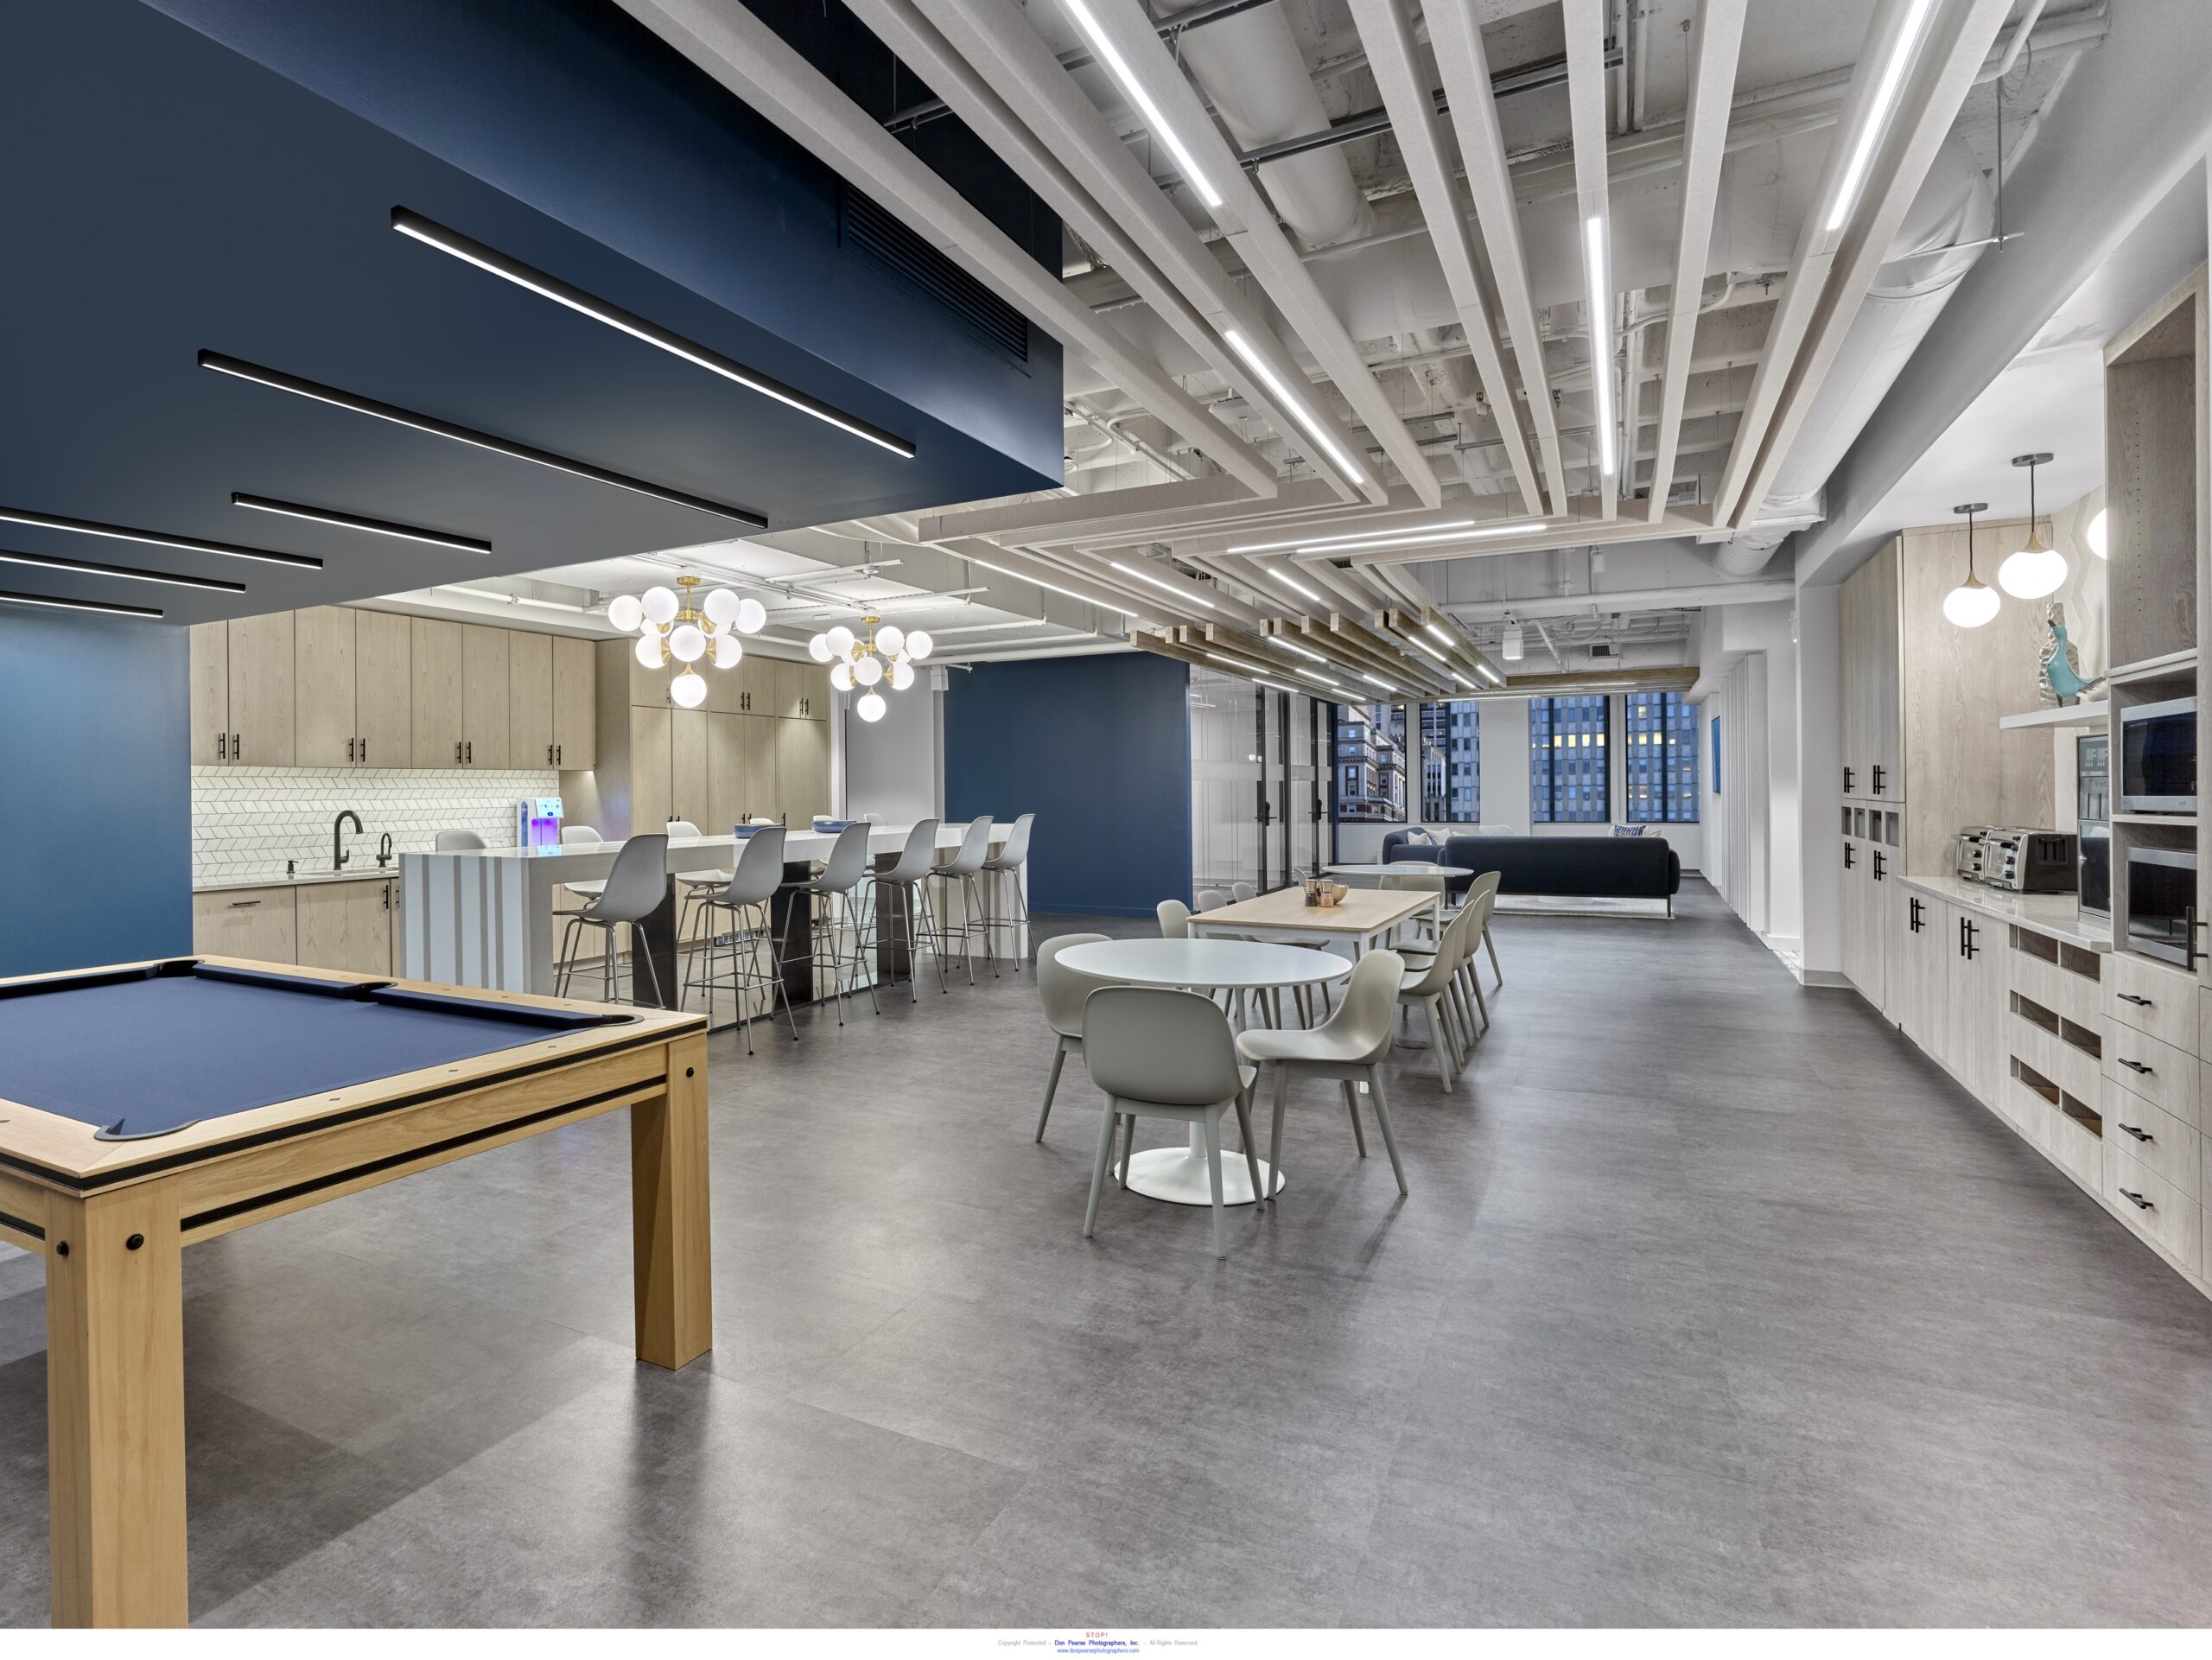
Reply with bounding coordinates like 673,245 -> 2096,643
556,832 -> 669,1007
684,825 -> 797,1053
1033,932 -> 1113,1141
1237,949 -> 1408,1198
1156,899 -> 1192,939
1080,986 -> 1263,1258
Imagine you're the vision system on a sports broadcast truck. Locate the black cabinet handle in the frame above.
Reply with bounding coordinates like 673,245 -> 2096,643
1871,764 -> 1885,796
382,885 -> 391,912
229,898 -> 261,909
2119,1187 -> 2154,1212
454,741 -> 463,764
1843,765 -> 1855,793
556,744 -> 563,765
2189,907 -> 2207,969
1843,843 -> 1855,870
548,743 -> 555,765
2118,1123 -> 2154,1142
1909,896 -> 1923,932
348,737 -> 357,762
216,730 -> 228,760
2118,1058 -> 2154,1076
1873,850 -> 1885,881
232,732 -> 241,760
361,738 -> 368,764
465,740 -> 474,764
2117,993 -> 2154,1008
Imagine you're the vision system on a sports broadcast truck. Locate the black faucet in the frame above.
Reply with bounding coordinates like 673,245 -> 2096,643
377,831 -> 394,868
334,810 -> 362,872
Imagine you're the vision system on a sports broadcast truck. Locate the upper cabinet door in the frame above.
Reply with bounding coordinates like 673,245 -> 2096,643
509,629 -> 554,769
226,611 -> 296,767
1864,542 -> 1903,799
550,635 -> 596,768
461,624 -> 511,768
354,609 -> 413,768
410,618 -> 466,767
670,706 -> 709,828
292,606 -> 358,768
188,621 -> 229,765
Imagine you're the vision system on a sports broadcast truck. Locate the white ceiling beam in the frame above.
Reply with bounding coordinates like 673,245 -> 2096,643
613,0 -> 1277,499
1074,0 -> 1445,510
936,536 -> 1172,626
1338,501 -> 1720,566
1344,0 -> 1545,516
1564,0 -> 1619,518
1446,577 -> 1796,620
1425,0 -> 1571,512
1644,0 -> 1749,524
919,476 -> 1370,548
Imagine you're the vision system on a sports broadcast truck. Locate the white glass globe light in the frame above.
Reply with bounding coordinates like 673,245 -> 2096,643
642,585 -> 679,626
668,622 -> 708,663
830,659 -> 854,692
889,658 -> 915,691
826,624 -> 855,658
635,631 -> 665,669
607,593 -> 645,633
1997,543 -> 2068,600
904,629 -> 933,661
1942,576 -> 2000,628
711,632 -> 742,668
874,624 -> 906,658
702,588 -> 738,628
807,633 -> 832,663
856,690 -> 887,723
735,596 -> 767,634
669,667 -> 708,709
2086,507 -> 2108,560
854,653 -> 883,687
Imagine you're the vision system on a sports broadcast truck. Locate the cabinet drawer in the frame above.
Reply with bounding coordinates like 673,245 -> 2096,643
2044,1097 -> 2102,1192
2107,953 -> 2198,1054
2050,1037 -> 2103,1111
2055,969 -> 2105,1032
2103,1027 -> 2199,1128
2101,1077 -> 2201,1203
191,887 -> 298,964
2107,1145 -> 2203,1275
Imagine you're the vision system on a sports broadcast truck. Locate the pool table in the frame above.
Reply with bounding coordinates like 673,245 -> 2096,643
0,957 -> 713,1628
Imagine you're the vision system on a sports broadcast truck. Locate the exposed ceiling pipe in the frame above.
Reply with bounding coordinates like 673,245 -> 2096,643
1446,577 -> 1796,620
1062,401 -> 1192,480
612,0 -> 1280,499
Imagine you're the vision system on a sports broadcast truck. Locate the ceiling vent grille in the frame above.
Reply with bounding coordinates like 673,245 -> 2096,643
840,187 -> 1029,366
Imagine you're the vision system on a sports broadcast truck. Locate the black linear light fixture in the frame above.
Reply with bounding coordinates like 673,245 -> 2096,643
0,505 -> 321,569
0,545 -> 245,593
0,588 -> 162,619
231,493 -> 492,554
391,207 -> 917,461
197,351 -> 769,531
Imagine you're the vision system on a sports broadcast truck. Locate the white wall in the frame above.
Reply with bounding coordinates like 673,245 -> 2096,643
1690,599 -> 1802,958
841,680 -> 942,824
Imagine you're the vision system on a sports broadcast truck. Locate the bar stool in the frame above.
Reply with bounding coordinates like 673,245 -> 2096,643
929,817 -> 997,984
434,830 -> 484,851
787,822 -> 876,1025
557,824 -> 607,913
556,833 -> 670,1007
665,819 -> 730,959
684,825 -> 798,1053
979,812 -> 1034,971
868,818 -> 944,1001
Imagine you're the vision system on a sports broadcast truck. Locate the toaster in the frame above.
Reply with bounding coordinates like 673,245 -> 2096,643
1981,828 -> 2077,894
1955,826 -> 1997,884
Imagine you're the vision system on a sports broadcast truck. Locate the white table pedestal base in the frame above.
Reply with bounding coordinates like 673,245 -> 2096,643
1122,1125 -> 1283,1206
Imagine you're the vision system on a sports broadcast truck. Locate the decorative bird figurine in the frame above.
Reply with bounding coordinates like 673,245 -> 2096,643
2040,602 -> 2104,705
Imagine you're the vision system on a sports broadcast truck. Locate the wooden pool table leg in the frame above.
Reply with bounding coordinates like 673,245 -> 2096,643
630,1034 -> 713,1370
45,1180 -> 188,1628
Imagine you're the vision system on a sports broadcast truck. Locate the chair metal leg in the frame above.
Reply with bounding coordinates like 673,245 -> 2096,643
635,935 -> 665,1009
1084,1102 -> 1118,1238
1484,926 -> 1502,986
1368,1066 -> 1408,1195
852,888 -> 880,1015
1116,1109 -> 1135,1186
1036,1039 -> 1068,1142
760,900 -> 798,1042
1341,1078 -> 1367,1157
1230,1084 -> 1264,1212
1201,1108 -> 1227,1257
1427,999 -> 1453,1086
1470,968 -> 1491,1032
1268,1065 -> 1289,1201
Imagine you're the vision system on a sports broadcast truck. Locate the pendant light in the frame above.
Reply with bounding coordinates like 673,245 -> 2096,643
1997,451 -> 2067,598
1942,502 -> 1999,628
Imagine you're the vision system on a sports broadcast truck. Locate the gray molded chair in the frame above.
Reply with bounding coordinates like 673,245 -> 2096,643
666,818 -> 731,950
980,812 -> 1034,971
1395,900 -> 1478,1084
1156,899 -> 1192,939
789,822 -> 877,1024
1033,932 -> 1113,1141
930,817 -> 998,983
434,829 -> 485,851
1080,986 -> 1263,1258
1381,865 -> 1449,945
556,833 -> 670,1007
557,824 -> 607,909
684,825 -> 798,1053
1402,872 -> 1497,1036
870,818 -> 945,1001
1230,881 -> 1257,904
1195,887 -> 1229,912
1237,949 -> 1408,1197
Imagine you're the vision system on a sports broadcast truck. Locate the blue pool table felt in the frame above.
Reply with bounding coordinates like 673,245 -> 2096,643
0,964 -> 627,1140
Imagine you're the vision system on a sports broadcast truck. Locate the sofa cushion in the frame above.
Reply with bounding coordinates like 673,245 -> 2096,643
1389,832 -> 1680,901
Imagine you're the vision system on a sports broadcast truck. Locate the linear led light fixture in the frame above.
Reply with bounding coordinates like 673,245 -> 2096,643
1109,559 -> 1217,609
232,493 -> 491,554
390,208 -> 914,460
0,505 -> 321,569
1058,0 -> 1221,210
0,588 -> 162,618
1584,215 -> 1616,480
1265,633 -> 1326,663
0,545 -> 244,594
1222,329 -> 1365,485
1424,622 -> 1457,649
1825,0 -> 1938,232
962,550 -> 1138,616
434,583 -> 594,614
1229,518 -> 1548,557
1360,671 -> 1398,691
1263,567 -> 1323,604
197,352 -> 767,529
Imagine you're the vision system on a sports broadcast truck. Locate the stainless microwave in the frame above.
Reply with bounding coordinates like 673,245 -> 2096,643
2119,696 -> 2196,813
2126,845 -> 2199,967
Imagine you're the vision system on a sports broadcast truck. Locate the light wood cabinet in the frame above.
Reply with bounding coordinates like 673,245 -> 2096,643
706,712 -> 746,833
192,886 -> 298,961
629,706 -> 672,835
769,658 -> 830,721
1940,907 -> 2005,1107
411,618 -> 467,768
1840,836 -> 1884,1003
1885,887 -> 1948,1053
355,610 -> 412,767
744,714 -> 779,822
509,628 -> 554,769
551,635 -> 596,768
461,624 -> 511,768
296,880 -> 394,976
293,606 -> 358,768
671,707 -> 709,827
1839,543 -> 1902,804
188,622 -> 229,765
224,611 -> 296,766
776,717 -> 830,824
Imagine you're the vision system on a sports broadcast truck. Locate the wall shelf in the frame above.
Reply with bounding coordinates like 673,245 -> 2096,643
2109,650 -> 2198,686
1997,699 -> 2108,731
2113,811 -> 2200,828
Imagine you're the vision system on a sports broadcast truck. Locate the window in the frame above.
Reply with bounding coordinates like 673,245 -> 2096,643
1416,701 -> 1480,822
1624,692 -> 1700,823
1529,694 -> 1610,823
1331,701 -> 1408,824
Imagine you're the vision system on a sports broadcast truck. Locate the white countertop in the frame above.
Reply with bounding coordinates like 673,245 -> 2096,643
194,865 -> 401,895
1897,873 -> 2111,950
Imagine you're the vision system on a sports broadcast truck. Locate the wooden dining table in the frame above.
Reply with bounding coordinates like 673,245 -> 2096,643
1187,885 -> 1439,957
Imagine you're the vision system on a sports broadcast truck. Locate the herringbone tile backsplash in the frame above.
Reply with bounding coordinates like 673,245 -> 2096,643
193,766 -> 559,885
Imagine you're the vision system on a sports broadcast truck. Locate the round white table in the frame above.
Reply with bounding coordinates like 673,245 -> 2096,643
1056,938 -> 1349,1208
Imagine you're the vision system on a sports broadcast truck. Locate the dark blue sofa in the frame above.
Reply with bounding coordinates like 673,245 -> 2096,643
1382,830 -> 1681,912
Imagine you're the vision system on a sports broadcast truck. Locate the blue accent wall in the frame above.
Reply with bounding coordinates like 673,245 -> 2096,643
0,613 -> 192,975
944,654 -> 1192,918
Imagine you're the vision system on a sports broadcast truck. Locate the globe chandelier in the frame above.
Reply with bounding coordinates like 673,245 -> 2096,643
608,575 -> 766,709
808,614 -> 933,724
